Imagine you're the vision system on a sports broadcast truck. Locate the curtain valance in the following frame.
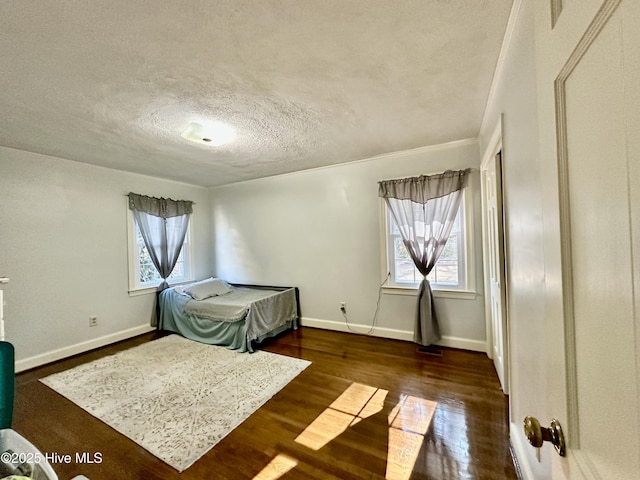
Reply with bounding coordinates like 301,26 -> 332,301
378,169 -> 470,203
128,193 -> 193,218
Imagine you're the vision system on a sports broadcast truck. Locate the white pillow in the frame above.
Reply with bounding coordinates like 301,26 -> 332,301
184,278 -> 232,300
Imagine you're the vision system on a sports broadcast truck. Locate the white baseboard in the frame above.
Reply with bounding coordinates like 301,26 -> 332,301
300,317 -> 487,352
300,317 -> 413,341
17,319 -> 486,373
510,421 -> 536,480
15,324 -> 156,373
436,335 -> 487,353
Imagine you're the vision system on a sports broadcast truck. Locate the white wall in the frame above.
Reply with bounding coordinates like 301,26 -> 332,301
0,146 -> 212,370
479,1 -> 549,478
210,139 -> 487,350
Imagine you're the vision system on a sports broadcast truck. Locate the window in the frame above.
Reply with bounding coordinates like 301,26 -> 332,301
382,192 -> 473,293
127,209 -> 193,292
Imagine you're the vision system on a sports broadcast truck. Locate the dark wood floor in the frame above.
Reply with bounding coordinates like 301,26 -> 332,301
13,327 -> 516,479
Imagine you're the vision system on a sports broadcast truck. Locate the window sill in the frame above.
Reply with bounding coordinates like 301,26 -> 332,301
128,279 -> 194,297
128,286 -> 158,297
382,285 -> 479,300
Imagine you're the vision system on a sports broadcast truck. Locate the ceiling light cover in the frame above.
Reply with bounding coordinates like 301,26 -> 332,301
180,121 -> 236,146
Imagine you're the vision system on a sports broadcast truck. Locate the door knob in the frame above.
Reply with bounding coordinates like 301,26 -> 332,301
523,416 -> 566,456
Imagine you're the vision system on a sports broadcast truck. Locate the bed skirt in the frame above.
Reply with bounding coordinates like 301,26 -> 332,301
158,286 -> 299,352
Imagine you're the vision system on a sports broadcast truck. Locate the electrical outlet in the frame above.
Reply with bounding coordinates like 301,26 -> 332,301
340,302 -> 346,313
89,316 -> 98,327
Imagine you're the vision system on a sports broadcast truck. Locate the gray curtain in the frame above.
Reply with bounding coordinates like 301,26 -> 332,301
378,169 -> 470,346
128,193 -> 193,326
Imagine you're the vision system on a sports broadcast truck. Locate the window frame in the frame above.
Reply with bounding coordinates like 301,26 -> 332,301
126,207 -> 194,295
379,188 -> 477,300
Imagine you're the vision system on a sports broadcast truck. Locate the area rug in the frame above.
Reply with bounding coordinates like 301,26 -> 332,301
40,334 -> 311,472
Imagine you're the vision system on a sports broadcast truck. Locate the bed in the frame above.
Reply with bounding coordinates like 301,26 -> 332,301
158,278 -> 300,352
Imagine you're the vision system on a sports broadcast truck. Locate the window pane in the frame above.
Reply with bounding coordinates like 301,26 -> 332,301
395,259 -> 418,283
431,260 -> 458,285
394,236 -> 461,286
137,228 -> 159,283
388,205 -> 464,289
169,259 -> 184,279
394,237 -> 410,260
135,224 -> 186,285
435,232 -> 458,285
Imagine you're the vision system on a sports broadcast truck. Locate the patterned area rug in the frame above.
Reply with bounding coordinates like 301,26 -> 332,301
40,334 -> 310,472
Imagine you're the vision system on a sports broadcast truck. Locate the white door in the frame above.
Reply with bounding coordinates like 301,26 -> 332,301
537,1 -> 640,478
481,145 -> 508,394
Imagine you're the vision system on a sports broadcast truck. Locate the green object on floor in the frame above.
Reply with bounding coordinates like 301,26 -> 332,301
0,342 -> 14,430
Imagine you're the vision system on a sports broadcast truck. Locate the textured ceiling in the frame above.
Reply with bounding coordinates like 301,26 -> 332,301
0,1 -> 512,187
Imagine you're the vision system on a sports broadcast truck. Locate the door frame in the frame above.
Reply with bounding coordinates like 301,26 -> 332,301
480,117 -> 511,395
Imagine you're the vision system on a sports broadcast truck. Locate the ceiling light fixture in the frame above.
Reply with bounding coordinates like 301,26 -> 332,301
180,121 -> 236,147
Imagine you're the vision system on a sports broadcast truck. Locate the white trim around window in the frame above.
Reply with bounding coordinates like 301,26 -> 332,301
126,207 -> 194,296
379,186 -> 477,299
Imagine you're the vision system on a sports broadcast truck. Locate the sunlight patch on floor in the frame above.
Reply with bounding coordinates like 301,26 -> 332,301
295,382 -> 388,450
292,382 -> 437,479
253,453 -> 298,480
385,395 -> 437,480
388,394 -> 436,435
